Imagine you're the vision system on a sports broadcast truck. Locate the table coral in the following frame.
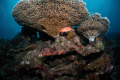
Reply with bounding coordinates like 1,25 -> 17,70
12,0 -> 89,37
77,13 -> 109,41
84,58 -> 109,71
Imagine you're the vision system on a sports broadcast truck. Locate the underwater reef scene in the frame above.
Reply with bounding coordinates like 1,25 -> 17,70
0,0 -> 120,80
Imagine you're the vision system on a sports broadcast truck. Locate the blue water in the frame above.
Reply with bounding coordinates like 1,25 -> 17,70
0,0 -> 120,40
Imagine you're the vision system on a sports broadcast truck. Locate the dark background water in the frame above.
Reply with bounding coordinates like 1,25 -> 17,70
0,0 -> 120,40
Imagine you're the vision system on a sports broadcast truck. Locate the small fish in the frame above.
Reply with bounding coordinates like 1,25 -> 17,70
27,37 -> 31,41
72,26 -> 80,29
57,27 -> 73,33
95,37 -> 102,42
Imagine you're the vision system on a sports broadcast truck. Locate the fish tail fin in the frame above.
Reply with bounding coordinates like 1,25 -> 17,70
57,31 -> 60,33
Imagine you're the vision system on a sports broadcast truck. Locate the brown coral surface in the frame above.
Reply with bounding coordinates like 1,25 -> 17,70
77,13 -> 109,41
12,0 -> 89,37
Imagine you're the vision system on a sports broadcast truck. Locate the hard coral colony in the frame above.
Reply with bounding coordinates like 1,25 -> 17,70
10,0 -> 113,80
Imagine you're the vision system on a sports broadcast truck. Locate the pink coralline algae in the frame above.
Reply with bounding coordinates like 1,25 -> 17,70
40,33 -> 82,57
17,30 -> 111,80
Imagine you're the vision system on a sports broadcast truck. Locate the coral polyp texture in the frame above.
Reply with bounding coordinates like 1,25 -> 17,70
77,13 -> 109,41
12,0 -> 89,37
0,0 -> 114,80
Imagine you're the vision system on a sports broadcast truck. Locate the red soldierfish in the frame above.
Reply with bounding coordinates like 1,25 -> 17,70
57,27 -> 73,33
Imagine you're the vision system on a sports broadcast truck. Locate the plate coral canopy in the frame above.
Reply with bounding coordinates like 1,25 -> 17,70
12,0 -> 89,37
